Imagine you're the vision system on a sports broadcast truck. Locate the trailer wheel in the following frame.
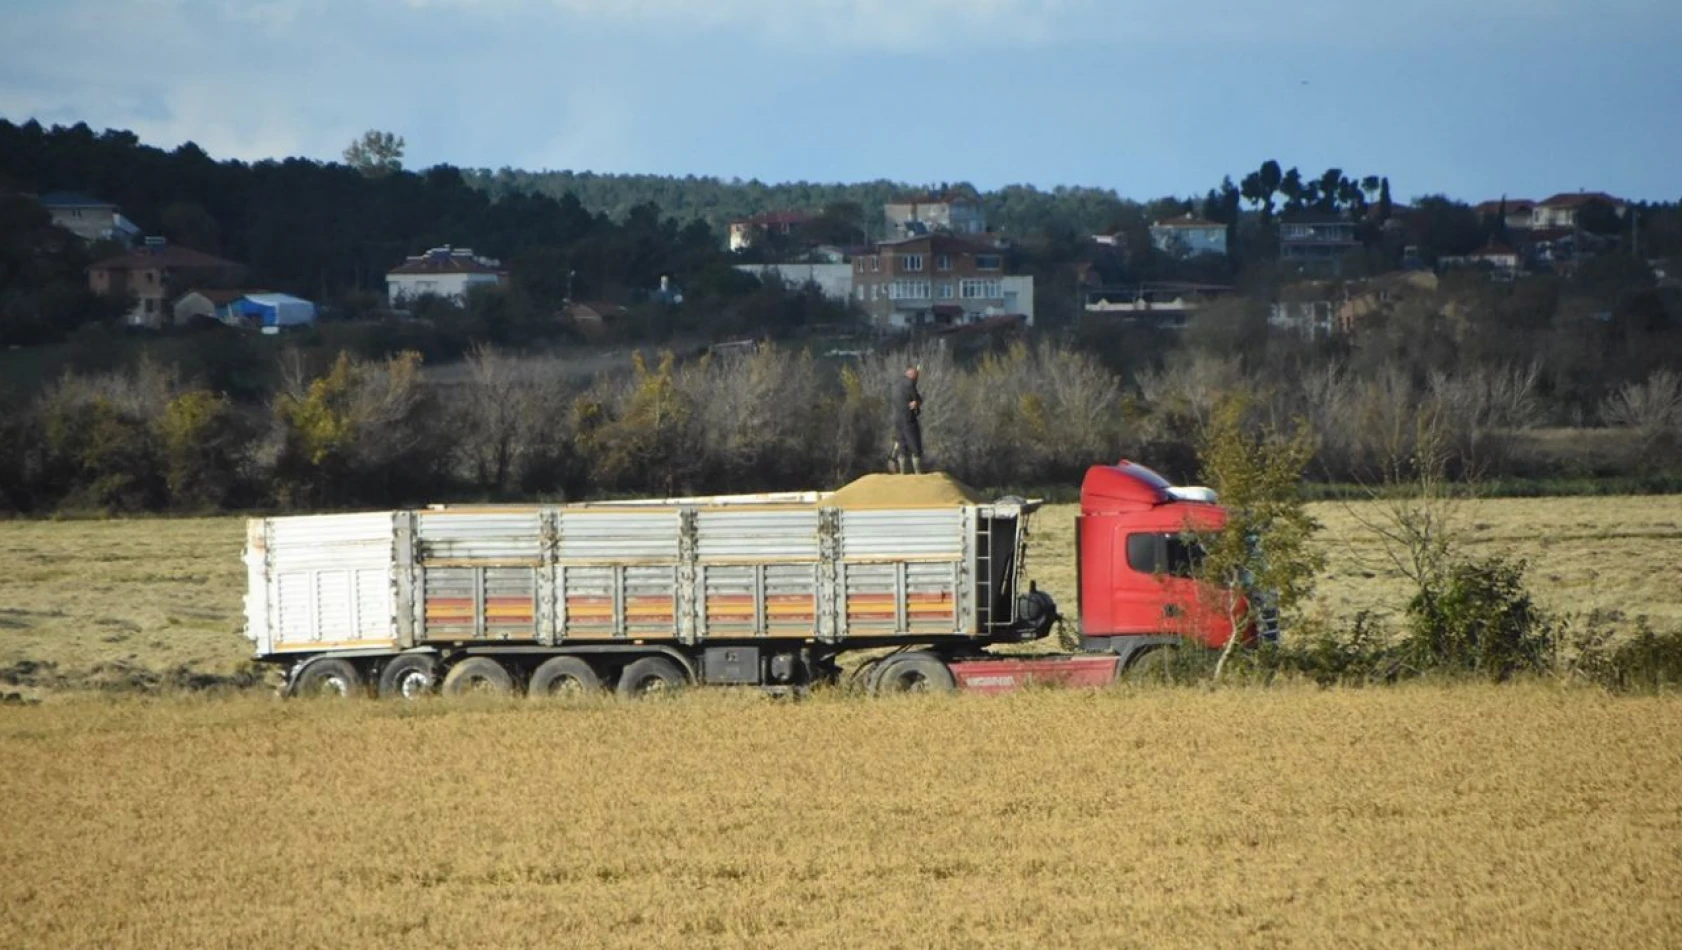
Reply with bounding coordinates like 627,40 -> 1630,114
291,658 -> 362,699
872,653 -> 955,695
616,656 -> 686,698
441,657 -> 514,697
377,654 -> 437,700
528,656 -> 602,698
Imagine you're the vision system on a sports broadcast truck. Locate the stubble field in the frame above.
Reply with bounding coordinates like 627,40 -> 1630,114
2,497 -> 1682,947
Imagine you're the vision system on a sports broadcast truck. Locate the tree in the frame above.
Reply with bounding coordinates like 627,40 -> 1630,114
342,129 -> 405,178
1190,396 -> 1324,680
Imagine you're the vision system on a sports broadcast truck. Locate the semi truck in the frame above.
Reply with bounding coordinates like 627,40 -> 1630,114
243,460 -> 1265,699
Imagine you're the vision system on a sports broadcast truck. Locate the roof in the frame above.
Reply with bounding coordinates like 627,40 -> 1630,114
872,234 -> 998,255
1539,191 -> 1624,209
38,191 -> 116,209
388,248 -> 502,276
91,244 -> 239,271
243,293 -> 314,307
183,288 -> 268,305
1151,215 -> 1225,230
565,301 -> 629,318
1475,199 -> 1535,216
1281,211 -> 1353,225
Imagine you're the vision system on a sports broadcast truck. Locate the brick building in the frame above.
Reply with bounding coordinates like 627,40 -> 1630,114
851,235 -> 1032,329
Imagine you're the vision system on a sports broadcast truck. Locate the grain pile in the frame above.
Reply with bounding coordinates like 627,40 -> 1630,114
828,473 -> 982,508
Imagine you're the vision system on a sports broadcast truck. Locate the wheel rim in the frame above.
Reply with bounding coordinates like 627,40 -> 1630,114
890,670 -> 929,692
630,675 -> 669,696
396,669 -> 430,699
544,675 -> 586,697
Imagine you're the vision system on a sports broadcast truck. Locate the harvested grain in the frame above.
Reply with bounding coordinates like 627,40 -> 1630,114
828,473 -> 982,508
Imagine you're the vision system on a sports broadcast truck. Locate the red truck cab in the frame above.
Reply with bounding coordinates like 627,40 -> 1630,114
1077,460 -> 1255,665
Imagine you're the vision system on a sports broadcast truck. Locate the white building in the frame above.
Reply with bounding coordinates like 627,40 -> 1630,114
38,192 -> 142,245
386,246 -> 505,306
733,263 -> 855,302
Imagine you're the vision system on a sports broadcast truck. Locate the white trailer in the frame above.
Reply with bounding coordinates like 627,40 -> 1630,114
244,489 -> 1057,698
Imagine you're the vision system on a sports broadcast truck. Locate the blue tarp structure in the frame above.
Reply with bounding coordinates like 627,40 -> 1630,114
226,293 -> 316,328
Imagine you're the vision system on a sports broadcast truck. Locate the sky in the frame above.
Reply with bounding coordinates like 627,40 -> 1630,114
2,0 -> 1679,203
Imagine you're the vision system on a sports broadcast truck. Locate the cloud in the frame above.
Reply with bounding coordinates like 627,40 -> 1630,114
400,0 -> 1098,51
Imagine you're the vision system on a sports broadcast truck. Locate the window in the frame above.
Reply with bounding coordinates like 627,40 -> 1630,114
960,279 -> 1003,300
975,254 -> 1002,270
889,280 -> 931,300
902,254 -> 924,272
870,257 -> 881,273
1126,533 -> 1205,578
936,254 -> 952,271
937,283 -> 955,300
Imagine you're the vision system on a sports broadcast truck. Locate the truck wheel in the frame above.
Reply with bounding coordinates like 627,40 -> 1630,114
441,657 -> 514,697
292,658 -> 362,699
873,653 -> 955,695
616,656 -> 686,698
528,656 -> 601,698
377,655 -> 437,700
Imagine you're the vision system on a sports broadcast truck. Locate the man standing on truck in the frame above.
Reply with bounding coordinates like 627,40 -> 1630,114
888,364 -> 924,474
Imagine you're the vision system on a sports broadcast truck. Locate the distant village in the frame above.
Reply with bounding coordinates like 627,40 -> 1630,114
28,184 -> 1656,343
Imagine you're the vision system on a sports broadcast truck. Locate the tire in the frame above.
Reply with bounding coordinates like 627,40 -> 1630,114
441,657 -> 515,697
377,654 -> 437,700
872,652 -> 955,695
292,658 -> 362,699
615,656 -> 687,698
528,656 -> 602,698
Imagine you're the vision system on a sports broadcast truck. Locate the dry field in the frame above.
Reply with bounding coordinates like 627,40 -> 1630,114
1,687 -> 1679,948
1026,494 -> 1682,635
3,495 -> 1682,692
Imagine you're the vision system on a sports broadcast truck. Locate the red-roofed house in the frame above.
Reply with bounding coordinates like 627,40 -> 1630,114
1533,192 -> 1627,229
728,211 -> 814,252
88,237 -> 245,328
386,246 -> 506,306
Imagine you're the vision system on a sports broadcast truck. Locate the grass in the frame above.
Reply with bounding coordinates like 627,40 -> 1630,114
4,495 -> 1682,693
1,686 -> 1679,948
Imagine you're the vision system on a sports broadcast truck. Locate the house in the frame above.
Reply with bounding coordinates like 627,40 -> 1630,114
1336,271 -> 1438,333
1279,213 -> 1361,266
38,192 -> 142,245
1269,282 -> 1339,338
173,288 -> 266,325
1150,214 -> 1228,257
88,237 -> 245,328
386,246 -> 505,306
1271,271 -> 1439,337
1082,281 -> 1235,329
1474,199 -> 1536,232
883,192 -> 987,238
733,263 -> 856,302
728,211 -> 814,252
1441,242 -> 1522,278
851,234 -> 1032,329
1533,192 -> 1626,230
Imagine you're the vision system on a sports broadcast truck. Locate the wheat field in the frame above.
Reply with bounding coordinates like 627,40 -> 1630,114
3,501 -> 1682,947
1,687 -> 1679,948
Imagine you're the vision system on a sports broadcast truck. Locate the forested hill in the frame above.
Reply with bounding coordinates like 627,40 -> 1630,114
463,168 -> 1139,237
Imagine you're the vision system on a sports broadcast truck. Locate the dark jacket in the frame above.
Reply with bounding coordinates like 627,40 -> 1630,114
892,375 -> 922,422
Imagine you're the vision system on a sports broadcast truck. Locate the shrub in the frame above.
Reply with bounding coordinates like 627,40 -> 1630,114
1403,555 -> 1556,681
